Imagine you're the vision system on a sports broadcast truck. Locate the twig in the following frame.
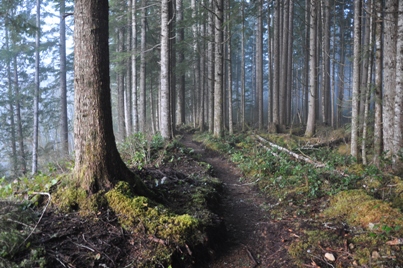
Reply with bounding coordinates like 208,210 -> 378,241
16,192 -> 51,250
148,235 -> 168,245
71,240 -> 95,252
241,243 -> 259,267
6,218 -> 35,229
55,256 -> 67,268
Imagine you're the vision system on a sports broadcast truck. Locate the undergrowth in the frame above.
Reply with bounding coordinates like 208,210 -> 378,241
0,132 -> 222,267
194,130 -> 403,267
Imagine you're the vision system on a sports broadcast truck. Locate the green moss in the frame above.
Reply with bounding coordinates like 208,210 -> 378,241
106,181 -> 199,245
288,230 -> 341,266
324,190 -> 403,235
51,179 -> 107,215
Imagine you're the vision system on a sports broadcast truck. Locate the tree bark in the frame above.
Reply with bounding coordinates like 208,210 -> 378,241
13,55 -> 26,174
321,0 -> 330,125
279,0 -> 289,128
213,0 -> 223,137
131,0 -> 138,133
139,0 -> 147,132
393,0 -> 403,167
176,0 -> 185,126
351,0 -> 361,159
305,0 -> 317,137
241,0 -> 245,131
373,0 -> 383,165
117,27 -> 126,141
160,0 -> 171,139
126,0 -> 133,137
208,0 -> 215,133
272,0 -> 280,129
32,0 -> 40,174
73,0 -> 152,196
256,0 -> 263,130
227,0 -> 233,135
5,27 -> 18,176
382,0 -> 398,156
60,0 -> 69,156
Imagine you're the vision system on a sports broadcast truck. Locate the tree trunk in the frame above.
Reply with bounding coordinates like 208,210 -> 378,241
5,28 -> 18,176
303,0 -> 310,124
337,3 -> 345,129
126,0 -> 133,137
117,27 -> 126,141
176,0 -> 185,126
373,0 -> 383,165
13,56 -> 26,174
267,5 -> 273,125
241,0 -> 245,131
383,0 -> 398,156
160,0 -> 171,139
272,0 -> 280,130
139,0 -> 147,132
351,0 -> 361,159
60,0 -> 69,156
73,0 -> 152,196
213,0 -> 223,137
256,0 -> 263,130
361,0 -> 374,165
32,0 -> 40,174
286,0 -> 294,125
208,0 -> 215,133
321,0 -> 330,125
305,0 -> 317,137
191,0 -> 200,130
393,0 -> 403,167
279,0 -> 289,129
227,0 -> 233,135
131,0 -> 138,133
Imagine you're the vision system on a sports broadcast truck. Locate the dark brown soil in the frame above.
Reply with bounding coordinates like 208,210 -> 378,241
181,134 -> 296,268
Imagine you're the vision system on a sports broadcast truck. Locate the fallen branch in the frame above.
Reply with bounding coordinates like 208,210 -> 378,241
16,192 -> 51,250
255,135 -> 325,168
255,135 -> 348,177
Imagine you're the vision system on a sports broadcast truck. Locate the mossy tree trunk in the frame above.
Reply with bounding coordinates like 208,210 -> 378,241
73,0 -> 152,197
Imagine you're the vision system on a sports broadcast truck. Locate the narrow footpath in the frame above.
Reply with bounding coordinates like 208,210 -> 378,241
181,134 -> 295,267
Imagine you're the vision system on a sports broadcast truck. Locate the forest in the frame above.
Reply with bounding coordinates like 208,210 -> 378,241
1,0 -> 403,267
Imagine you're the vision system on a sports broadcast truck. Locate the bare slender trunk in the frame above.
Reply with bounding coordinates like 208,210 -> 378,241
382,0 -> 398,156
213,0 -> 223,137
60,0 -> 69,155
32,0 -> 40,174
373,0 -> 383,164
131,0 -> 138,133
160,0 -> 171,139
13,56 -> 26,174
393,0 -> 403,167
5,28 -> 18,175
305,0 -> 317,137
351,0 -> 361,159
139,0 -> 147,132
208,0 -> 215,132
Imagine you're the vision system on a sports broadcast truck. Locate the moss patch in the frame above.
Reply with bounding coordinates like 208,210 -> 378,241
106,181 -> 199,245
323,190 -> 403,234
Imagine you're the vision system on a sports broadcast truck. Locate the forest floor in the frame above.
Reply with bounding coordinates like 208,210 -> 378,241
5,130 -> 403,267
27,133 -> 297,268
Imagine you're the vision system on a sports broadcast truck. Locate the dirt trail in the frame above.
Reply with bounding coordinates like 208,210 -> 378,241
181,134 -> 295,268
